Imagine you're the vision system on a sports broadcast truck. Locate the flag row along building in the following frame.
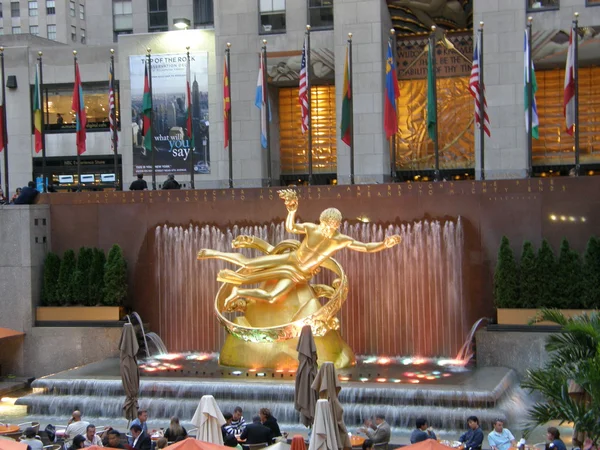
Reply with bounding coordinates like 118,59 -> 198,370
0,0 -> 599,194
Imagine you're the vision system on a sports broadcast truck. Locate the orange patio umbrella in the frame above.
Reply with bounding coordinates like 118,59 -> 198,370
166,438 -> 231,450
0,441 -> 28,450
403,440 -> 455,450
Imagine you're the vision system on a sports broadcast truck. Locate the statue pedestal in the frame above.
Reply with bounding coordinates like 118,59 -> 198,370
218,329 -> 356,369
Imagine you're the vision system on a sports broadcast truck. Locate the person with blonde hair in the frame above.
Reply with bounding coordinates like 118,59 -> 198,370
164,417 -> 187,442
156,438 -> 168,449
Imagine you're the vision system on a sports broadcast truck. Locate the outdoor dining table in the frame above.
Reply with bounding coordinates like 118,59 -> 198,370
0,425 -> 20,435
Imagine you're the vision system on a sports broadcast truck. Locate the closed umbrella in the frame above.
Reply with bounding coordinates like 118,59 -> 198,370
311,362 -> 350,450
119,322 -> 140,424
191,395 -> 226,445
289,435 -> 306,450
308,399 -> 339,450
295,325 -> 318,427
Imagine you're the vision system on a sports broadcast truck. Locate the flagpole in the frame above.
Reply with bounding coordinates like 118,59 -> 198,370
478,22 -> 486,181
73,50 -> 82,190
0,47 -> 8,198
430,26 -> 440,182
261,40 -> 272,187
186,46 -> 195,189
527,17 -> 533,178
38,51 -> 47,193
573,12 -> 580,176
147,48 -> 156,190
110,49 -> 119,190
389,29 -> 397,182
348,33 -> 355,185
306,24 -> 313,186
226,42 -> 233,189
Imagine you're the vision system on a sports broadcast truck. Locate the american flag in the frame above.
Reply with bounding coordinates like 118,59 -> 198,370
108,59 -> 118,150
299,36 -> 309,134
469,33 -> 490,137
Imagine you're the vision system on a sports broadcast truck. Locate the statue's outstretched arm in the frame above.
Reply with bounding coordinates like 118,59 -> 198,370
347,235 -> 402,253
278,189 -> 306,235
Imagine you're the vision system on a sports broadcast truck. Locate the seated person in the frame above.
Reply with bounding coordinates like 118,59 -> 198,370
20,427 -> 43,450
360,414 -> 391,445
83,425 -> 103,447
239,416 -> 272,445
362,440 -> 374,450
105,430 -> 124,449
222,413 -> 239,447
156,438 -> 168,450
13,182 -> 39,205
65,411 -> 90,444
130,424 -> 151,450
546,427 -> 567,450
488,419 -> 517,450
459,416 -> 484,450
69,435 -> 87,450
410,418 -> 437,444
229,407 -> 247,435
259,408 -> 281,442
164,417 -> 187,442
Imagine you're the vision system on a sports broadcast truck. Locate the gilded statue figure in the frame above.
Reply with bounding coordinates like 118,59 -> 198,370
197,189 -> 402,369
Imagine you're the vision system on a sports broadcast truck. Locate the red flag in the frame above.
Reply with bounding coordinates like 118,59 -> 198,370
71,60 -> 87,155
299,37 -> 309,134
564,28 -> 575,136
223,56 -> 230,148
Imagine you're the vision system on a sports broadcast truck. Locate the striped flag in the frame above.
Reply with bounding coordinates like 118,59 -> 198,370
33,64 -> 43,153
142,60 -> 153,152
564,28 -> 575,136
340,44 -> 352,146
469,32 -> 491,137
223,55 -> 230,148
524,29 -> 539,139
185,54 -> 194,149
255,53 -> 268,148
108,59 -> 117,150
0,58 -> 6,152
299,36 -> 309,134
72,60 -> 87,154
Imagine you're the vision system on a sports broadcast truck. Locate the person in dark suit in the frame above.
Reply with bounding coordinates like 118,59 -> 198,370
239,416 -> 271,445
129,174 -> 148,191
130,424 -> 151,450
161,174 -> 181,190
13,182 -> 39,205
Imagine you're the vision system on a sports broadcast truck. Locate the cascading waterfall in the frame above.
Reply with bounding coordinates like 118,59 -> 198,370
154,218 -> 465,358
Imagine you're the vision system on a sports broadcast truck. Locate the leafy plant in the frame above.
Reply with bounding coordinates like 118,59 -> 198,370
494,236 -> 519,308
556,238 -> 583,308
582,237 -> 600,309
103,244 -> 127,306
57,249 -> 76,305
535,240 -> 557,308
72,247 -> 94,305
519,241 -> 537,308
88,248 -> 106,305
522,310 -> 600,446
42,252 -> 61,306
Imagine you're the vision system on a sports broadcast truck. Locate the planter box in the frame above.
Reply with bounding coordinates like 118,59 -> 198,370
36,306 -> 125,322
497,308 -> 595,325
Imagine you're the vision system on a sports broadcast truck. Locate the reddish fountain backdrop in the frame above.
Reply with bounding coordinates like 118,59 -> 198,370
154,219 -> 465,358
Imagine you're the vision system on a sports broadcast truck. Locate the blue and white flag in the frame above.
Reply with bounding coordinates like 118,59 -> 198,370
255,56 -> 270,149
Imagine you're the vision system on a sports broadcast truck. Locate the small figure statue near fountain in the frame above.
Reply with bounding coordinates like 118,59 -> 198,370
197,190 -> 402,368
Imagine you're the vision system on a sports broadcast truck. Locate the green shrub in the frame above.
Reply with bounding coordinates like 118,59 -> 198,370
519,241 -> 537,308
535,239 -> 557,308
42,252 -> 61,306
72,247 -> 94,305
57,249 -> 76,305
88,248 -> 106,305
582,236 -> 600,309
103,244 -> 127,306
494,236 -> 519,308
556,238 -> 583,308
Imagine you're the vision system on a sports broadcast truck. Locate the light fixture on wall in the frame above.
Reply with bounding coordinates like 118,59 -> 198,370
173,18 -> 191,30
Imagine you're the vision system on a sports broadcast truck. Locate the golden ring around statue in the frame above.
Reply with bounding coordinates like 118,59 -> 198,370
213,238 -> 349,343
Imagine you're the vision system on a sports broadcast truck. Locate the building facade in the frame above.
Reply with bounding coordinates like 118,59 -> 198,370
1,0 -> 600,193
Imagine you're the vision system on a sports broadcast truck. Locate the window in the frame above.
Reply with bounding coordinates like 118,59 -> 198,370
279,86 -> 337,175
259,0 -> 285,34
81,28 -> 85,43
71,25 -> 76,41
12,26 -> 21,34
39,82 -> 120,132
46,0 -> 55,15
526,0 -> 559,11
308,0 -> 332,29
113,29 -> 132,42
47,24 -> 56,40
79,3 -> 84,19
29,25 -> 39,35
148,0 -> 168,31
28,1 -> 38,16
113,0 -> 133,38
193,0 -> 213,27
11,2 -> 19,17
0,28 -> 3,35
70,0 -> 75,16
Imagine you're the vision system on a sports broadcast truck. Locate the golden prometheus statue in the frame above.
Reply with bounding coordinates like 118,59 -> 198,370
197,189 -> 402,369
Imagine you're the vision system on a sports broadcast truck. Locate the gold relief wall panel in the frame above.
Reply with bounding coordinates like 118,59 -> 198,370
279,86 -> 337,175
396,76 -> 474,170
534,67 -> 600,166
